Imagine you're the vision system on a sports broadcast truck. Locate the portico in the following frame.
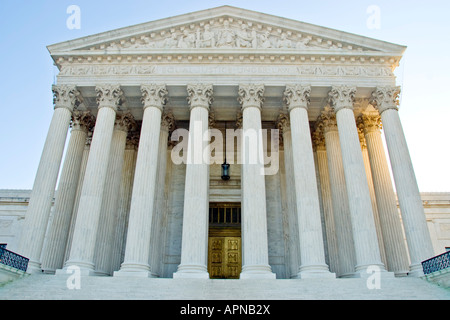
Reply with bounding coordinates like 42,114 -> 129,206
17,6 -> 434,279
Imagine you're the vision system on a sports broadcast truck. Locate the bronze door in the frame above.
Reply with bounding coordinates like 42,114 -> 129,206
208,236 -> 241,279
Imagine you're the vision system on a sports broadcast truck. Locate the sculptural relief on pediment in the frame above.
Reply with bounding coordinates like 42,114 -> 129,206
85,17 -> 372,53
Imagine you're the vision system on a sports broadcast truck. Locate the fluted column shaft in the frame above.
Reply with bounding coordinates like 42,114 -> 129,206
277,114 -> 300,278
62,85 -> 122,274
41,111 -> 94,273
329,86 -> 385,275
64,135 -> 91,263
110,135 -> 138,273
320,109 -> 356,277
284,85 -> 334,278
19,85 -> 80,272
149,113 -> 174,277
358,128 -> 387,267
361,112 -> 410,275
95,113 -> 135,275
174,84 -> 213,279
371,87 -> 434,276
116,85 -> 167,277
312,126 -> 339,275
237,84 -> 275,279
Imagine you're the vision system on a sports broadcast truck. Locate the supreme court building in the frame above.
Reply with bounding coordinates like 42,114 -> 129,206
15,6 -> 436,280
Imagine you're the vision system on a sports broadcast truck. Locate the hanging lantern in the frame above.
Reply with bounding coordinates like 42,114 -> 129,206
221,161 -> 230,181
221,121 -> 230,181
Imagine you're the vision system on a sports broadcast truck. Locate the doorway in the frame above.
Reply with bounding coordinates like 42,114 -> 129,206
208,203 -> 241,279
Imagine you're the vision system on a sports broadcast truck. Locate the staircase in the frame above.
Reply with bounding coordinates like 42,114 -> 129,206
0,273 -> 449,300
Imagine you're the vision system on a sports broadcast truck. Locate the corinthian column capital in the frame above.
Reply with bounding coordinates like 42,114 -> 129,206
95,84 -> 124,111
141,84 -> 169,110
71,111 -> 96,133
328,85 -> 356,113
52,85 -> 83,112
312,123 -> 326,151
319,106 -> 338,133
283,84 -> 311,111
237,84 -> 264,110
161,111 -> 176,133
276,112 -> 290,133
370,86 -> 401,114
358,112 -> 382,135
187,84 -> 213,110
276,112 -> 290,146
115,111 -> 137,133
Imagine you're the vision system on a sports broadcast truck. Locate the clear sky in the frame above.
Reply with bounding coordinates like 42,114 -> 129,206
0,0 -> 449,192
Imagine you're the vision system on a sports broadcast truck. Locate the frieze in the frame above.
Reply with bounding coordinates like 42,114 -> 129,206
59,64 -> 394,78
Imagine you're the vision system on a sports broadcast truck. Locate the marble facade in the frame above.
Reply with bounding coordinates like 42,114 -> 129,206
7,6 -> 440,279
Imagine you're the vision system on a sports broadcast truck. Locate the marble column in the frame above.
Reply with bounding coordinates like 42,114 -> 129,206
358,110 -> 410,276
283,85 -> 334,278
371,86 -> 434,276
41,111 -> 95,273
328,86 -> 386,276
95,112 -> 136,275
18,85 -> 81,272
312,123 -> 340,275
61,84 -> 123,275
115,84 -> 168,277
319,107 -> 356,277
237,84 -> 275,279
357,122 -> 388,268
174,84 -> 213,279
276,113 -> 300,278
149,112 -> 175,277
64,132 -> 92,263
110,133 -> 138,273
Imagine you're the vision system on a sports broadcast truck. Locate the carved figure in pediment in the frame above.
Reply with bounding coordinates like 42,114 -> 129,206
295,36 -> 310,49
277,33 -> 292,49
178,29 -> 196,48
217,20 -> 235,48
163,32 -> 178,48
235,24 -> 256,48
196,24 -> 216,48
260,31 -> 273,48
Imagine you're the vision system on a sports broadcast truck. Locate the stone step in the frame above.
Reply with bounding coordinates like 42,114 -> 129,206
1,274 -> 449,301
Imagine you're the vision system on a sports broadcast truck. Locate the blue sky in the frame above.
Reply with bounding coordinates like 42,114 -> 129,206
0,0 -> 449,191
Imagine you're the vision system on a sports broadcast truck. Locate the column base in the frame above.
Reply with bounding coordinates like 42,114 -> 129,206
93,270 -> 111,277
407,263 -> 425,277
393,270 -> 410,277
297,265 -> 336,279
56,259 -> 96,276
25,260 -> 43,274
114,270 -> 157,278
173,264 -> 210,279
353,264 -> 395,279
239,265 -> 276,280
41,268 -> 56,275
55,266 -> 96,277
114,262 -> 157,278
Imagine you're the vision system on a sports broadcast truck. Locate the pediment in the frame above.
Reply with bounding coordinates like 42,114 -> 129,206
48,6 -> 406,58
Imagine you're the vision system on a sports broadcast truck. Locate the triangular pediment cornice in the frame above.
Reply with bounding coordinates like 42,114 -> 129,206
48,6 -> 406,58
